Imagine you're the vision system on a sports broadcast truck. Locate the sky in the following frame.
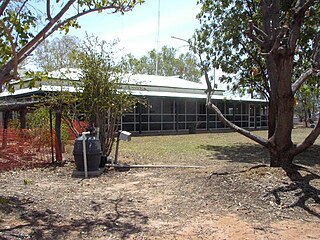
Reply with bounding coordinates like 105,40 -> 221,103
67,0 -> 201,58
51,0 -> 224,88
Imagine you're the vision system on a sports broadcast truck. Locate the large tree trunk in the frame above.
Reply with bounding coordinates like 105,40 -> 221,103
268,52 -> 295,167
269,150 -> 294,168
267,100 -> 276,138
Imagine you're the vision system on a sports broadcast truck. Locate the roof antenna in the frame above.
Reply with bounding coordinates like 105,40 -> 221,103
155,0 -> 160,76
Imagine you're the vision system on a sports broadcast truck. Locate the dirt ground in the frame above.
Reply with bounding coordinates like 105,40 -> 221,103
0,156 -> 319,239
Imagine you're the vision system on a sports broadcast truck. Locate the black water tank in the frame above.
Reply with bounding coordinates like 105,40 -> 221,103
73,135 -> 102,171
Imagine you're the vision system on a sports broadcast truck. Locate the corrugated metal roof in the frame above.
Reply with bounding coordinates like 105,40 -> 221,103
130,90 -> 267,102
0,69 -> 266,103
124,74 -> 207,90
48,68 -> 209,90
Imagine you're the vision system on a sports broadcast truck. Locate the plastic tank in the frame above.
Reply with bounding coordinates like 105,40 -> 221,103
73,135 -> 102,171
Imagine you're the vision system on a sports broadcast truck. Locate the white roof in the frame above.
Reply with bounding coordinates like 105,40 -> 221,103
48,69 -> 208,90
124,74 -> 207,90
129,90 -> 266,102
48,68 -> 81,80
0,69 -> 266,103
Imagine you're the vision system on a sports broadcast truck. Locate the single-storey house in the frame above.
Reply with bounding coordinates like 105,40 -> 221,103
0,69 -> 268,134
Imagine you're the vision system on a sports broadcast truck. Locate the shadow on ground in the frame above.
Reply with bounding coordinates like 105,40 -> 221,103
0,195 -> 148,240
200,143 -> 320,218
199,143 -> 320,167
266,167 -> 320,218
199,143 -> 269,165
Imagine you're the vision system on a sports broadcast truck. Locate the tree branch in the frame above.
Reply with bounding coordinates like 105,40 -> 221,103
17,0 -> 77,59
311,34 -> 320,69
246,20 -> 266,46
292,68 -> 315,94
292,113 -> 320,156
47,0 -> 52,21
0,0 -> 10,16
7,0 -> 29,34
0,20 -> 18,80
239,41 -> 270,96
45,4 -> 119,37
207,101 -> 270,148
0,0 -> 142,86
294,0 -> 315,15
270,25 -> 289,54
288,0 -> 315,51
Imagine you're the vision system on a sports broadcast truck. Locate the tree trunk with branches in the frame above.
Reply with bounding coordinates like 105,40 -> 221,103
195,0 -> 320,168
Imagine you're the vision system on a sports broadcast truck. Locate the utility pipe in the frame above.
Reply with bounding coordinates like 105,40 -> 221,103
82,131 -> 91,178
105,164 -> 206,169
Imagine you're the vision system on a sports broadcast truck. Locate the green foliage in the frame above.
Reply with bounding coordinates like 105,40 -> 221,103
26,107 -> 70,144
295,75 -> 320,122
192,0 -> 266,96
0,0 -> 145,85
75,35 -> 139,155
122,46 -> 202,82
0,5 -> 36,66
193,0 -> 320,99
27,108 -> 50,129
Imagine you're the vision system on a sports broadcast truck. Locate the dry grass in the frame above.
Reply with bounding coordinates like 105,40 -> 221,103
1,128 -> 319,239
118,128 -> 320,167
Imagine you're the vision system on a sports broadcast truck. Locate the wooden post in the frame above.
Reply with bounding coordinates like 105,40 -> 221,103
19,109 -> 27,129
54,109 -> 62,162
49,109 -> 55,164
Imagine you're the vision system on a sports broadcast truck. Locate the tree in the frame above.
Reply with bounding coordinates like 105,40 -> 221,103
193,0 -> 320,168
123,45 -> 202,82
75,36 -> 138,156
0,0 -> 144,89
34,35 -> 80,72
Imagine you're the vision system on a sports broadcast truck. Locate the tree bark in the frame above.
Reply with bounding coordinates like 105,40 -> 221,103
269,150 -> 294,168
267,48 -> 295,166
267,100 -> 276,138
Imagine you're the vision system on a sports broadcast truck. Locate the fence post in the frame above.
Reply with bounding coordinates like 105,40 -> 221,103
49,109 -> 55,164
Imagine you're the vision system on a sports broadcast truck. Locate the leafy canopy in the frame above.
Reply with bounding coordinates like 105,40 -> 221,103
122,46 -> 202,82
0,0 -> 144,86
193,0 -> 320,98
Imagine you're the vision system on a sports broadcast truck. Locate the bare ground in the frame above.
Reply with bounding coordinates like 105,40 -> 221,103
0,155 -> 319,240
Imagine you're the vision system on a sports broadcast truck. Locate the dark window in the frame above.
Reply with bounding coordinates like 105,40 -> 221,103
150,123 -> 161,131
186,100 -> 197,114
163,99 -> 174,114
217,101 -> 225,114
198,101 -> 207,114
177,99 -> 185,114
149,98 -> 161,114
122,114 -> 134,122
163,123 -> 174,130
122,124 -> 134,131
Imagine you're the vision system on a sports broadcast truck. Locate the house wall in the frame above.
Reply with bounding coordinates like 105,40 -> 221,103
121,96 -> 268,134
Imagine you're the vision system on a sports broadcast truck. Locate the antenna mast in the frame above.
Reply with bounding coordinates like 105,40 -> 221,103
155,0 -> 160,75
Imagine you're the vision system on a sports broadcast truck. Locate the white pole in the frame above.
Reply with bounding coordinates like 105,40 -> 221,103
82,131 -> 91,178
155,0 -> 160,75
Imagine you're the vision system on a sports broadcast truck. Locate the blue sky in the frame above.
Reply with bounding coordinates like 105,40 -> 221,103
68,0 -> 201,57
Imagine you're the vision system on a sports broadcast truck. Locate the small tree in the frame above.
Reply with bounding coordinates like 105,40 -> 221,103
76,36 -> 138,156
